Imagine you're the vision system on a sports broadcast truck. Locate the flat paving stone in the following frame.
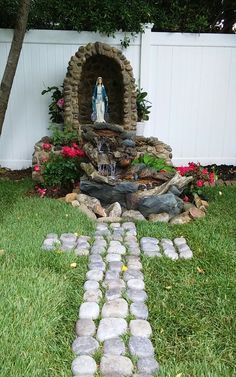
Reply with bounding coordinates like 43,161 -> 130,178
142,244 -> 160,253
76,240 -> 90,248
130,302 -> 149,320
137,357 -> 160,375
76,319 -> 96,337
108,261 -> 123,271
61,243 -> 76,251
72,336 -> 99,356
103,337 -> 125,355
90,246 -> 106,254
42,238 -> 60,250
161,238 -> 173,246
105,270 -> 120,280
105,288 -> 122,301
88,261 -> 106,271
129,336 -> 154,357
143,250 -> 162,258
130,320 -> 152,338
140,237 -> 159,244
179,247 -> 193,259
100,355 -> 133,376
83,289 -> 102,303
106,253 -> 122,262
174,237 -> 187,246
127,260 -> 142,270
97,318 -> 127,342
127,279 -> 145,290
71,355 -> 97,376
84,280 -> 99,291
79,302 -> 100,320
123,270 -> 144,281
86,270 -> 103,281
127,289 -> 147,303
89,254 -> 103,263
128,247 -> 141,256
163,249 -> 179,260
101,298 -> 128,318
103,279 -> 126,291
60,233 -> 77,243
107,245 -> 126,255
74,248 -> 90,256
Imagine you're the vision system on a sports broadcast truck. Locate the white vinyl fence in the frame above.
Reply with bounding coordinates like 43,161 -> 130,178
0,27 -> 235,169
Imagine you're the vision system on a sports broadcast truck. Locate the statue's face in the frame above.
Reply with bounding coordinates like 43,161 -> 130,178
98,77 -> 102,84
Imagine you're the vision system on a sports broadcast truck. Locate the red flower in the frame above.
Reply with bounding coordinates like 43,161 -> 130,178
183,195 -> 190,202
37,187 -> 47,197
42,143 -> 52,151
61,145 -> 85,158
209,172 -> 215,184
196,179 -> 204,187
34,165 -> 40,172
160,169 -> 167,173
202,168 -> 208,175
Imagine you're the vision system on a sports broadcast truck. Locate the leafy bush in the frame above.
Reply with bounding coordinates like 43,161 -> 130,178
132,154 -> 175,172
41,86 -> 64,123
42,154 -> 83,190
136,88 -> 152,121
49,124 -> 79,147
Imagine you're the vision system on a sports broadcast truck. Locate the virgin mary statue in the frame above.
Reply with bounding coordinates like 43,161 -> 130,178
92,77 -> 108,123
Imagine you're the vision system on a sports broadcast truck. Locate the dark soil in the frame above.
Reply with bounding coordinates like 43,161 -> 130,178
0,167 -> 32,180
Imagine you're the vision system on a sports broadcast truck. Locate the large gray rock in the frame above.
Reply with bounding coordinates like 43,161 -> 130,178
100,355 -> 133,376
80,179 -> 139,207
138,193 -> 182,217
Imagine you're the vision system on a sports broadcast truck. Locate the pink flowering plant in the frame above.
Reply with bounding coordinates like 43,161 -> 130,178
176,162 -> 217,200
41,86 -> 64,123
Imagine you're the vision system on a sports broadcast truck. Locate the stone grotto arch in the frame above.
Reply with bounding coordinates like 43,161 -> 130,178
63,42 -> 137,131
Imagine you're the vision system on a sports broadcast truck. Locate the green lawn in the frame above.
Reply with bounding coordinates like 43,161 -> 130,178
0,179 -> 235,376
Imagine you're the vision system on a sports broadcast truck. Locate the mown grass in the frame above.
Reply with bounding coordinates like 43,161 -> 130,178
0,179 -> 95,377
137,185 -> 236,376
0,179 -> 235,376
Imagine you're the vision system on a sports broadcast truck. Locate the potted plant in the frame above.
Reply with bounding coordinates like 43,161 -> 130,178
136,87 -> 152,136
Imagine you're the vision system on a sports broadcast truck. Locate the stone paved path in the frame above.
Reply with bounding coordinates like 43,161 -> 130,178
42,223 -> 193,376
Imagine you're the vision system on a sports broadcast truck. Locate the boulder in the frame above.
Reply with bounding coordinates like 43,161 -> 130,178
138,193 -> 182,217
80,180 -> 139,207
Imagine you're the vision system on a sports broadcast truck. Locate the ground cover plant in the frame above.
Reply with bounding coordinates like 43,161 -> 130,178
0,178 -> 235,376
